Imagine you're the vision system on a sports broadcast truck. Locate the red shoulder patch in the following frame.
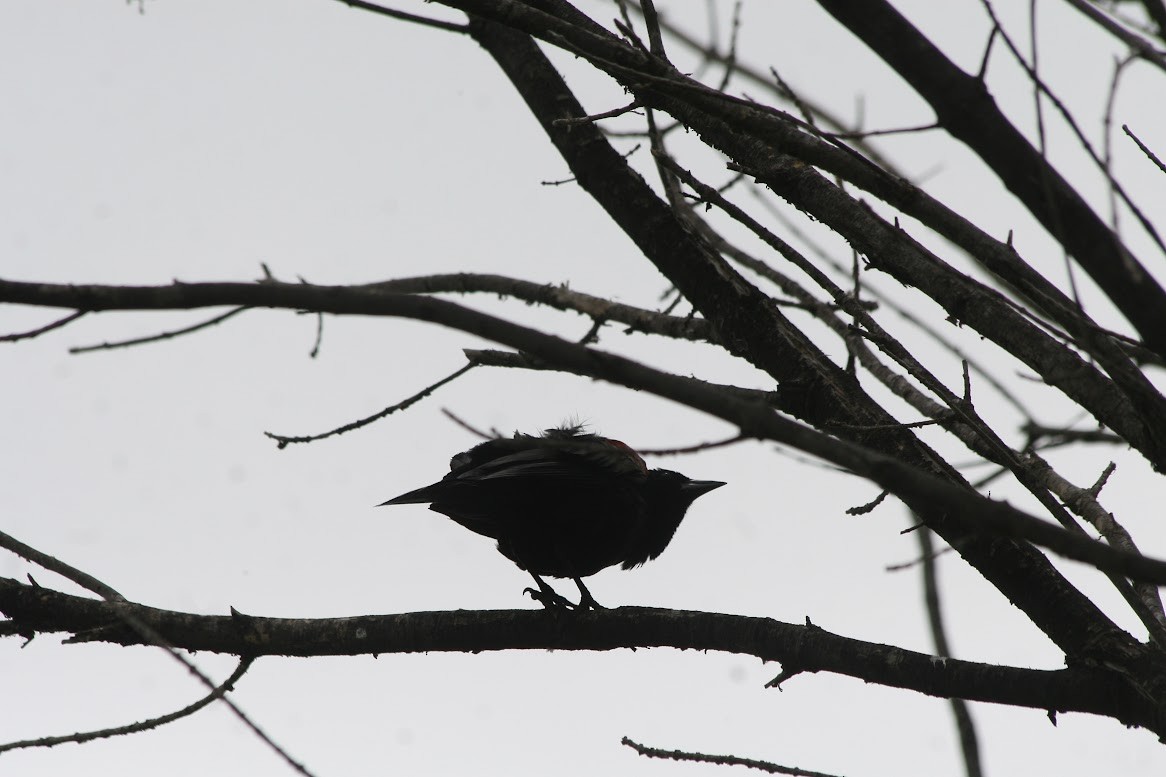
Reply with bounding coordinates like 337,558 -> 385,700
603,438 -> 648,473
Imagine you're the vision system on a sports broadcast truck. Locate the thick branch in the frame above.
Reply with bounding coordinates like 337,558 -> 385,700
1,577 -> 1161,734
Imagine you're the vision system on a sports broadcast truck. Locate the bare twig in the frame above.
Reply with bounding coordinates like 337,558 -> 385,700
70,307 -> 247,354
1123,124 -> 1166,174
0,529 -> 125,602
980,0 -> 1166,257
823,121 -> 940,140
885,544 -> 955,572
337,0 -> 469,33
622,736 -> 845,777
552,100 -> 641,126
847,490 -> 890,516
0,311 -> 87,342
0,657 -> 254,753
264,360 -> 479,447
308,312 -> 324,358
1102,55 -> 1137,233
634,433 -> 746,456
917,524 -> 983,777
440,407 -> 501,440
1023,423 -> 1123,448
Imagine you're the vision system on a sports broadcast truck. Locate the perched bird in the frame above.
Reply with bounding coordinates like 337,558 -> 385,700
381,425 -> 724,609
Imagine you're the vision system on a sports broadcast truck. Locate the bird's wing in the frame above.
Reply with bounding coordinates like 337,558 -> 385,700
454,448 -> 578,479
451,445 -> 644,484
382,431 -> 645,505
381,448 -> 590,505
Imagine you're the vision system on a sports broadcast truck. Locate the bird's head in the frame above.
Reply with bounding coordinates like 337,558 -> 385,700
644,469 -> 725,514
619,469 -> 723,569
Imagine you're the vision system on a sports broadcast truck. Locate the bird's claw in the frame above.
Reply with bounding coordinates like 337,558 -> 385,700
523,586 -> 578,610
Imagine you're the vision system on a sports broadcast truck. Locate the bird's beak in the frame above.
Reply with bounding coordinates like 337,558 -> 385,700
683,479 -> 725,496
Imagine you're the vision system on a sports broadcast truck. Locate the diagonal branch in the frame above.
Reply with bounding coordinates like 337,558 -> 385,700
424,0 -> 1166,474
455,13 -> 1145,661
815,0 -> 1166,360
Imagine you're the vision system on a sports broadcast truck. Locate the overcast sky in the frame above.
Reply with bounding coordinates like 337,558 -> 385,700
3,2 -> 1165,776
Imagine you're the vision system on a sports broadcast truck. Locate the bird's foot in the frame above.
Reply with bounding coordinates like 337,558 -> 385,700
524,574 -> 606,611
524,573 -> 580,610
523,585 -> 578,610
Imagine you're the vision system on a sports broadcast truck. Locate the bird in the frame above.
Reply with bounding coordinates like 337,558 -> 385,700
380,424 -> 724,609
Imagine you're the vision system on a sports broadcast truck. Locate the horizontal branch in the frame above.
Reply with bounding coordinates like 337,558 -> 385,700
360,273 -> 714,342
463,348 -> 775,403
0,577 -> 1157,732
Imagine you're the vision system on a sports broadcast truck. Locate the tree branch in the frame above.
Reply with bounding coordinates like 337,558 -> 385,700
455,12 -> 1149,662
361,272 -> 714,342
3,279 -> 1166,656
815,0 -> 1166,360
433,0 -> 1166,475
0,657 -> 254,753
2,577 -> 1161,734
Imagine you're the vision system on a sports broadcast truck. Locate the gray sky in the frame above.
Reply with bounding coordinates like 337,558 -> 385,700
3,1 -> 1165,775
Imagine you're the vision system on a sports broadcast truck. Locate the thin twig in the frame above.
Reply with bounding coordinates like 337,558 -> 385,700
709,1 -> 743,93
265,360 -> 479,447
1102,55 -> 1136,234
917,524 -> 983,777
0,310 -> 87,342
0,529 -> 125,601
552,100 -> 641,126
622,736 -> 844,777
1023,423 -> 1123,448
337,0 -> 469,33
0,657 -> 254,753
1123,124 -> 1166,174
634,433 -> 745,456
824,122 -> 940,140
309,312 -> 324,358
885,544 -> 955,572
440,407 -> 501,440
827,418 -> 943,433
69,307 -> 247,354
980,0 -> 1166,257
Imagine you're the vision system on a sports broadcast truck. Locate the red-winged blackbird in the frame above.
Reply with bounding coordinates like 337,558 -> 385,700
381,425 -> 724,609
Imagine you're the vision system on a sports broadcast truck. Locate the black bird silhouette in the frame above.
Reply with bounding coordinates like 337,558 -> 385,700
381,425 -> 724,609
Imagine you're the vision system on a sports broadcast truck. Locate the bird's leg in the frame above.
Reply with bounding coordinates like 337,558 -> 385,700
572,577 -> 605,610
523,572 -> 576,610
